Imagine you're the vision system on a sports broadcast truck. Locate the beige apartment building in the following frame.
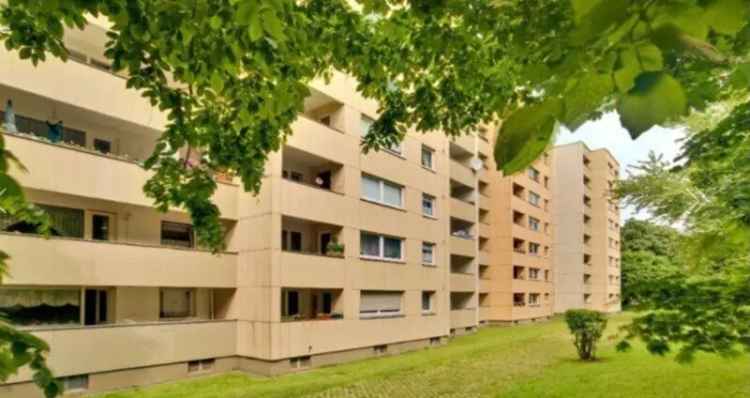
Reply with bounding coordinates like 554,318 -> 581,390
552,142 -> 622,313
0,18 -> 619,398
478,147 -> 556,324
0,17 -> 497,396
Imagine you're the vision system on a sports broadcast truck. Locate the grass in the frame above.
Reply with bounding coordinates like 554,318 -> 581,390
98,313 -> 749,398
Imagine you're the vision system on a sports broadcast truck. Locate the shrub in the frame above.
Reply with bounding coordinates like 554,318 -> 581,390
564,309 -> 608,361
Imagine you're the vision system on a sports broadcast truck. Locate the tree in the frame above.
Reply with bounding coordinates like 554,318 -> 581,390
616,105 -> 750,361
564,309 -> 608,361
0,133 -> 62,396
619,220 -> 683,307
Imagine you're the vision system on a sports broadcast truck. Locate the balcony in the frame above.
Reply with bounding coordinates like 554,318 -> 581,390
450,308 -> 476,329
280,178 -> 353,226
280,288 -> 344,322
0,46 -> 167,130
478,250 -> 491,266
450,159 -> 475,187
4,132 -> 239,219
450,235 -> 476,258
450,197 -> 475,223
0,232 -> 237,288
450,273 -> 476,292
7,320 -> 237,383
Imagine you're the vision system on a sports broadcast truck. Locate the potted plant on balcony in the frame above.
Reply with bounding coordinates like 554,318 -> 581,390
325,240 -> 345,258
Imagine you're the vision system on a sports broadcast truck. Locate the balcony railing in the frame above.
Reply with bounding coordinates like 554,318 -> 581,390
0,232 -> 238,288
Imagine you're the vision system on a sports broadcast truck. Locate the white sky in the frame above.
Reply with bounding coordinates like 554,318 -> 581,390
555,112 -> 686,220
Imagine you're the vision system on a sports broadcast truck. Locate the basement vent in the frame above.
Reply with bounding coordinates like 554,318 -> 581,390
430,337 -> 442,346
188,359 -> 215,373
61,374 -> 89,393
290,356 -> 311,369
373,345 -> 388,355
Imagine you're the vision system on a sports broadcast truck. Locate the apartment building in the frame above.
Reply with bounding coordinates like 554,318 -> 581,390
0,18 -> 493,396
478,145 -> 556,324
552,142 -> 622,313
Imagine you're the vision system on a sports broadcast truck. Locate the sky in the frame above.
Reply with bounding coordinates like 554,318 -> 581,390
555,112 -> 686,221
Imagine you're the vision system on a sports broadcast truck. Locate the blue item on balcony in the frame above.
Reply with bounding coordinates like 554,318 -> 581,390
3,99 -> 17,133
46,120 -> 64,143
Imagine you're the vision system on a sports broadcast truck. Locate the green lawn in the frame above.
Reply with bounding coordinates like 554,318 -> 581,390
99,313 -> 749,398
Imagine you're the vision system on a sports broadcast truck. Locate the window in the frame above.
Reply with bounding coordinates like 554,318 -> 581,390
93,138 -> 111,154
529,293 -> 540,306
513,293 -> 525,307
360,232 -> 404,261
421,146 -> 434,169
529,242 -> 540,255
360,114 -> 401,154
0,204 -> 84,238
91,214 -> 111,241
544,270 -> 550,281
361,174 -> 403,208
529,268 -> 540,280
0,288 -> 80,326
527,167 -> 540,182
61,375 -> 89,392
282,169 -> 303,182
528,191 -> 541,207
422,242 -> 436,265
281,230 -> 303,252
422,193 -> 436,217
360,115 -> 374,138
284,290 -> 300,316
159,288 -> 194,318
528,217 -> 540,231
422,291 -> 434,313
360,291 -> 403,317
544,176 -> 549,188
161,222 -> 194,248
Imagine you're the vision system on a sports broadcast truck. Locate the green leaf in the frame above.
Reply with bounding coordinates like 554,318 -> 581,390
705,0 -> 749,35
618,72 -> 687,138
495,98 -> 562,174
561,73 -> 613,130
261,9 -> 285,41
209,16 -> 222,31
210,71 -> 224,93
613,44 -> 663,93
571,0 -> 630,45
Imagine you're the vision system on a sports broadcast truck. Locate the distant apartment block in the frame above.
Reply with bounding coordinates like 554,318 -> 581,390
0,19 -> 618,397
552,143 -> 622,313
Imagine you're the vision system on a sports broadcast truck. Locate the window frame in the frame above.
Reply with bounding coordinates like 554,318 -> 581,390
421,145 -> 435,170
360,232 -> 405,262
361,174 -> 404,209
422,193 -> 436,218
421,291 -> 435,314
422,242 -> 436,266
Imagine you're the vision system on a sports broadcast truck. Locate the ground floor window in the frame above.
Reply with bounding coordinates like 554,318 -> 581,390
0,288 -> 80,326
159,288 -> 194,318
360,290 -> 402,318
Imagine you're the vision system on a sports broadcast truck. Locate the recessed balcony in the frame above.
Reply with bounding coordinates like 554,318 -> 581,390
0,232 -> 237,288
281,288 -> 344,322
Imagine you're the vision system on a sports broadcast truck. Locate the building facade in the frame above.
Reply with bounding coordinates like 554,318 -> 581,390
478,143 -> 556,324
552,142 -> 622,313
0,19 -> 617,398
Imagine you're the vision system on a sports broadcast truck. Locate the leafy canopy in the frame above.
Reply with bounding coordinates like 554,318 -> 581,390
3,1 -> 749,252
615,100 -> 750,362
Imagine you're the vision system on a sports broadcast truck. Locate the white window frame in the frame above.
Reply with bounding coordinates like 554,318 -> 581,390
360,114 -> 403,156
361,174 -> 404,209
529,242 -> 540,255
360,232 -> 405,262
359,290 -> 403,318
421,291 -> 434,314
527,167 -> 540,182
422,242 -> 436,266
528,191 -> 541,207
422,193 -> 436,218
529,268 -> 540,280
528,216 -> 540,231
529,293 -> 540,306
421,145 -> 434,170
